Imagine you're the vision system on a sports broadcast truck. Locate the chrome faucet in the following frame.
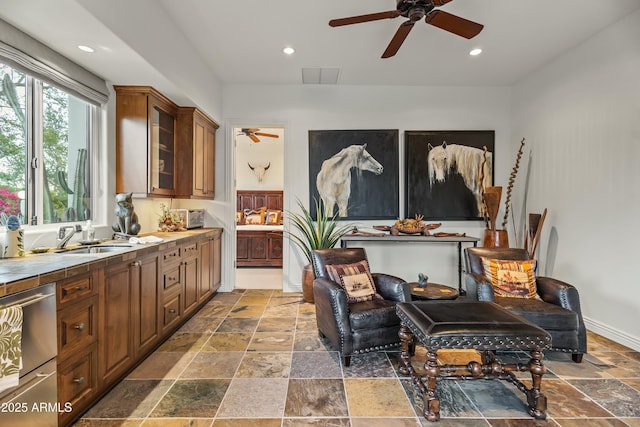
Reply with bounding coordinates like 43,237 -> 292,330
56,224 -> 83,249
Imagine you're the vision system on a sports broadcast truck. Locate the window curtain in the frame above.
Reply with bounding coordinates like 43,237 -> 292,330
0,18 -> 108,105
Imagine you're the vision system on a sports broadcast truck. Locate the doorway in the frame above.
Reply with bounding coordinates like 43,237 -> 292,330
233,126 -> 284,290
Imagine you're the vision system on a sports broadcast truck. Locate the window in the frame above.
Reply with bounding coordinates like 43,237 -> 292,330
0,62 -> 96,225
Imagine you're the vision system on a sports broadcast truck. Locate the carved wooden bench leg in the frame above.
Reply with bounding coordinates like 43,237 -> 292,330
423,347 -> 440,422
526,347 -> 548,420
398,323 -> 415,376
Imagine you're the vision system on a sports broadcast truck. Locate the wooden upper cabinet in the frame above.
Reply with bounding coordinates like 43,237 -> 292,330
177,107 -> 219,199
115,86 -> 179,197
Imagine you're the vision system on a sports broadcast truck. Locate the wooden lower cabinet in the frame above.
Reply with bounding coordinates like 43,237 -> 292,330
132,253 -> 161,358
58,230 -> 222,424
199,232 -> 222,301
182,243 -> 199,314
162,291 -> 182,334
98,260 -> 135,386
212,232 -> 222,292
57,272 -> 99,426
237,230 -> 283,267
99,252 -> 162,384
58,343 -> 98,426
199,237 -> 213,302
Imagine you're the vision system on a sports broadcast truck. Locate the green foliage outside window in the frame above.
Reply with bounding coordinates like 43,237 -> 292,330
0,63 -> 90,223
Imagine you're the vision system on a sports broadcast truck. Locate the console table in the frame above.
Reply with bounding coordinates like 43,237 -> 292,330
340,234 -> 479,295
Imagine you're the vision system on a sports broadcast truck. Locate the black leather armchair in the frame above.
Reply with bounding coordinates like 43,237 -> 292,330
465,247 -> 587,362
311,248 -> 411,366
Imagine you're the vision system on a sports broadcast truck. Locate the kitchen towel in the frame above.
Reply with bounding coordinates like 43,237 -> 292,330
0,304 -> 23,393
129,235 -> 164,245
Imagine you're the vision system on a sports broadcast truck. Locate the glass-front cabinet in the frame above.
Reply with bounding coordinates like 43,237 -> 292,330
150,104 -> 176,195
115,86 -> 178,197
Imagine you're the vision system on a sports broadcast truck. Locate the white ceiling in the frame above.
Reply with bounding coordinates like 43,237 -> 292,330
1,0 -> 639,91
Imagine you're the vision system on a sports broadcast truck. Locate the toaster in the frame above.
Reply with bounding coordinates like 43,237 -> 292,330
170,209 -> 205,229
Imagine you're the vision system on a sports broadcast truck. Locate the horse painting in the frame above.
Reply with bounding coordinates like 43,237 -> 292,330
316,144 -> 383,217
427,141 -> 492,214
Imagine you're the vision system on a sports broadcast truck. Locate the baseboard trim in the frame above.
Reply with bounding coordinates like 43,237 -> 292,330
584,316 -> 640,351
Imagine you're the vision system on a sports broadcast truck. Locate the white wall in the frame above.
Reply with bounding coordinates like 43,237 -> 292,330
511,9 -> 640,349
70,0 -> 640,352
235,127 -> 284,191
222,84 -> 512,295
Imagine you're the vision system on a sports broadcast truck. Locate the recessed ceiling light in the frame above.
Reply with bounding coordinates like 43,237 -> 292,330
283,47 -> 295,55
469,48 -> 482,56
78,45 -> 95,53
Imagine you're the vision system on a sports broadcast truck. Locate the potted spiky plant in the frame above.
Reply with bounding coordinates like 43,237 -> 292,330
286,198 -> 353,303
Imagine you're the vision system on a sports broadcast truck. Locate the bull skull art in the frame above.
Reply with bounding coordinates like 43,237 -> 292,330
248,162 -> 271,182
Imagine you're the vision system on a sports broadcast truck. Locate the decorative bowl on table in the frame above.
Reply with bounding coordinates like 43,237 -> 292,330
392,216 -> 442,235
395,225 -> 424,234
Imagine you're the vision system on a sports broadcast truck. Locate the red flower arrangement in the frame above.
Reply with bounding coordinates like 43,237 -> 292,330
0,187 -> 21,216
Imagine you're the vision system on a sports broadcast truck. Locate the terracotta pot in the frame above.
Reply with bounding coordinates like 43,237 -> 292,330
482,229 -> 509,248
302,263 -> 315,303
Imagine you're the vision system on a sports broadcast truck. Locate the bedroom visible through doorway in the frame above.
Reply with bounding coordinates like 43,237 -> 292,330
234,126 -> 284,290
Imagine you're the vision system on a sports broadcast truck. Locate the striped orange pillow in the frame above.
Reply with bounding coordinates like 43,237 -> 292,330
481,258 -> 539,299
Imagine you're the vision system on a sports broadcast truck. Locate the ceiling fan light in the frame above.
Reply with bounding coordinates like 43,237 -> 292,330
283,46 -> 295,55
469,48 -> 482,56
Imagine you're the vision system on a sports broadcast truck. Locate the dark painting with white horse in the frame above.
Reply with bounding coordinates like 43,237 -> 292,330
405,130 -> 494,220
309,130 -> 399,220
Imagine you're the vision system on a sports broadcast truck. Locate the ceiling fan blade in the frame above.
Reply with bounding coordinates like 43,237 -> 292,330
329,10 -> 401,27
249,134 -> 260,143
254,132 -> 279,139
425,10 -> 483,39
432,0 -> 454,6
381,21 -> 414,58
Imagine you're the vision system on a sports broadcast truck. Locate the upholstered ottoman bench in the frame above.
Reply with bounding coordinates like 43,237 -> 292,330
396,301 -> 552,422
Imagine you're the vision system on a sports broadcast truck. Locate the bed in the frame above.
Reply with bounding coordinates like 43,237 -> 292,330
236,190 -> 283,268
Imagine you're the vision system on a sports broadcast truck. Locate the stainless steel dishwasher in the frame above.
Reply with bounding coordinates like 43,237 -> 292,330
0,283 -> 57,426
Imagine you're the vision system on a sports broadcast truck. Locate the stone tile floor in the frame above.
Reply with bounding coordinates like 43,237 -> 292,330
75,289 -> 640,427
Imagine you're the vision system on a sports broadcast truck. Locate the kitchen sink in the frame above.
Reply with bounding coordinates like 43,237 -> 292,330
57,245 -> 133,254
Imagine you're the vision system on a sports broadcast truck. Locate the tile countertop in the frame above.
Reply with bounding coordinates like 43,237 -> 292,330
0,228 -> 223,298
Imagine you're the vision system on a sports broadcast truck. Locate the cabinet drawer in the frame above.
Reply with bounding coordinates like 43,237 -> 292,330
58,295 -> 98,358
162,293 -> 182,333
162,265 -> 181,292
162,247 -> 181,264
183,243 -> 198,258
58,345 -> 98,421
57,273 -> 95,306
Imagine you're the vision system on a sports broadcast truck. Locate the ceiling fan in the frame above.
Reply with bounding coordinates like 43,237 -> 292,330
237,128 -> 279,143
329,0 -> 484,58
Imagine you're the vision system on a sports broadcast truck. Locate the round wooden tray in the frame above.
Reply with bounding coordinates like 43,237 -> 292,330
410,282 -> 459,300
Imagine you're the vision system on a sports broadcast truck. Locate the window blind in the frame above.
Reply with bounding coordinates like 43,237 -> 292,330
0,18 -> 108,105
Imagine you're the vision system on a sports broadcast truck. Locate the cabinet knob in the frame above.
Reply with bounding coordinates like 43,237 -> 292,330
169,308 -> 176,314
131,260 -> 142,267
74,323 -> 85,331
73,377 -> 85,385
168,276 -> 177,282
74,285 -> 87,291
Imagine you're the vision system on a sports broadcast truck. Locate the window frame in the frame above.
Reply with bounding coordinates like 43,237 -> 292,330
1,62 -> 102,229
1,19 -> 108,231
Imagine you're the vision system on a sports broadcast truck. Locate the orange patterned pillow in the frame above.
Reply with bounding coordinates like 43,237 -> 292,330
481,258 -> 539,299
265,209 -> 282,225
325,260 -> 382,303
